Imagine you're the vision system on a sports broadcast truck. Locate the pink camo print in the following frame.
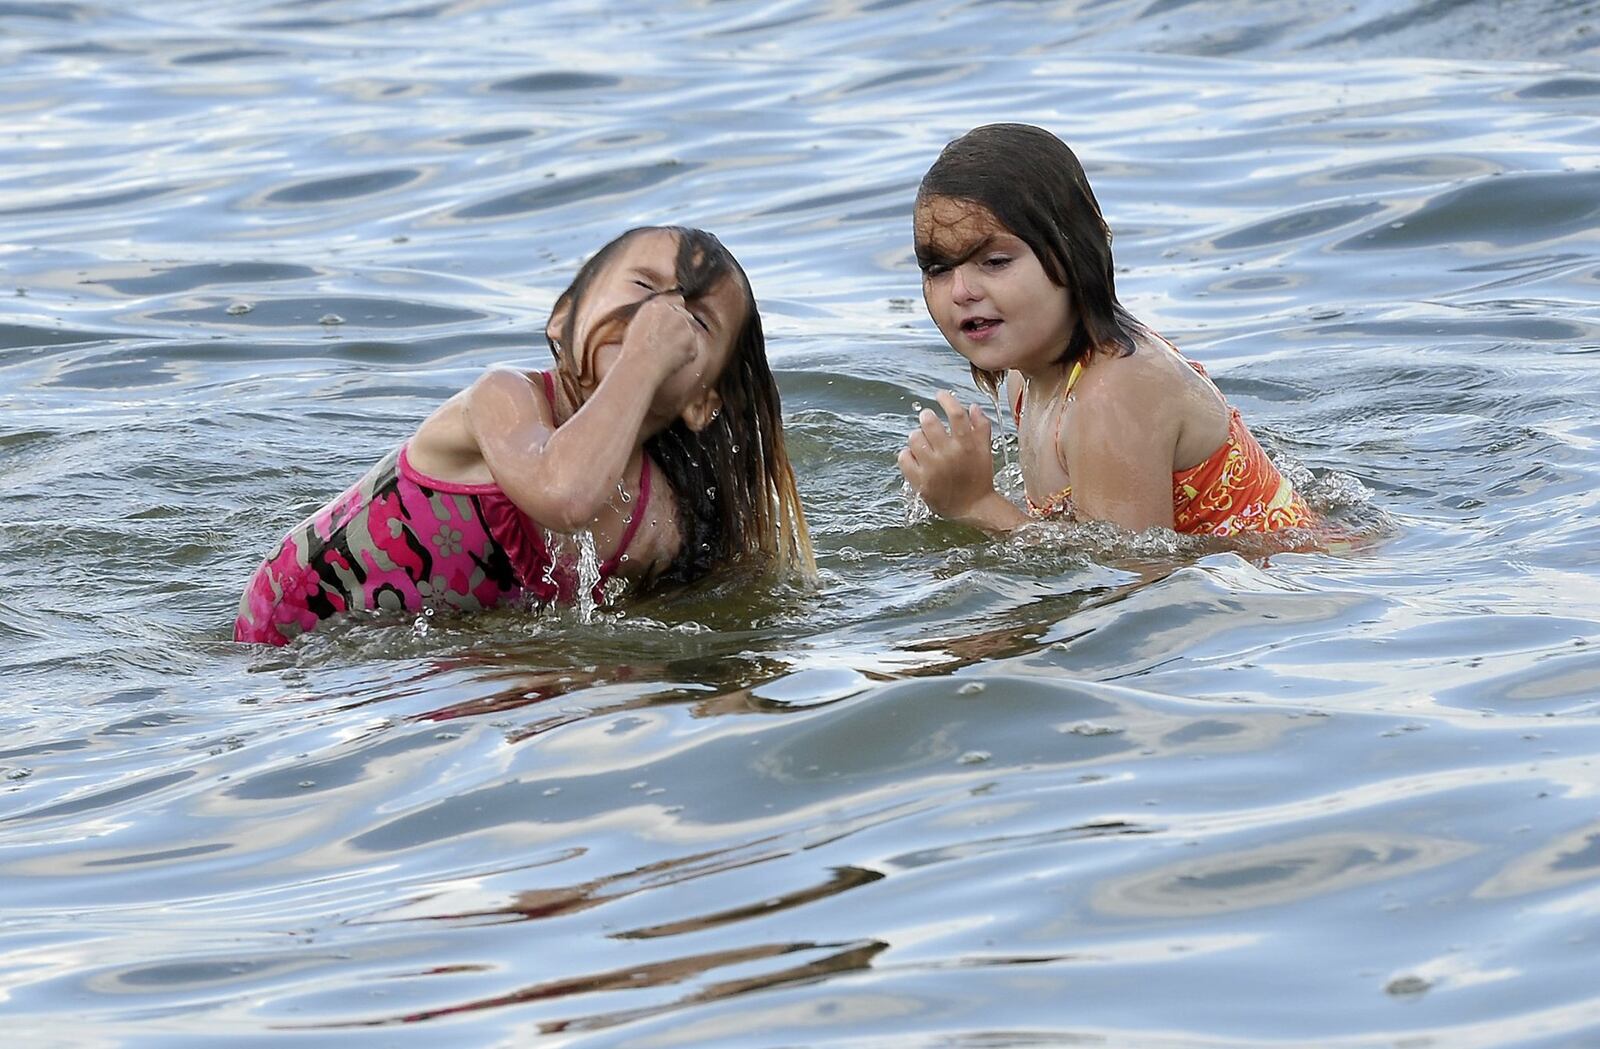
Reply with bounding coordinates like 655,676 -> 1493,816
235,374 -> 649,646
234,446 -> 541,645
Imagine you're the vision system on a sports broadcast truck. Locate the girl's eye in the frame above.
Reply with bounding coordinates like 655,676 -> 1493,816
920,263 -> 949,278
982,256 -> 1012,270
692,312 -> 710,332
634,279 -> 655,292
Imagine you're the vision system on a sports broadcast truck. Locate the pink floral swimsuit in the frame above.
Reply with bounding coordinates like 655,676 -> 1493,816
234,373 -> 650,646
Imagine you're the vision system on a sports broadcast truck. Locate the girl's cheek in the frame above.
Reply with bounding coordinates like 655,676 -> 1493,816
590,342 -> 621,385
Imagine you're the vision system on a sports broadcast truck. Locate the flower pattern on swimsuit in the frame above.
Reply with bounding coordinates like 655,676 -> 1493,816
1170,408 -> 1313,536
233,447 -> 522,645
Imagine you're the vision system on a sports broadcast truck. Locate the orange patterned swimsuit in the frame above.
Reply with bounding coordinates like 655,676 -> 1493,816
1019,356 -> 1313,536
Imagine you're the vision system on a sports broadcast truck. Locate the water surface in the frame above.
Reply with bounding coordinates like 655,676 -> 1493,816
3,1 -> 1599,1045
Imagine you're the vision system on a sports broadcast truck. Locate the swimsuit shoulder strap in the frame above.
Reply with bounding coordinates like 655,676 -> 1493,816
1052,358 -> 1087,474
540,370 -> 558,415
1064,359 -> 1085,395
1012,359 -> 1084,420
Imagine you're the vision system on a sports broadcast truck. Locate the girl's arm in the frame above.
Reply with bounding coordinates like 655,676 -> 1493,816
898,390 -> 1030,533
467,296 -> 700,533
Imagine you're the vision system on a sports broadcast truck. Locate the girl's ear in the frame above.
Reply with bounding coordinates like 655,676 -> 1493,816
680,387 -> 724,433
545,294 -> 573,349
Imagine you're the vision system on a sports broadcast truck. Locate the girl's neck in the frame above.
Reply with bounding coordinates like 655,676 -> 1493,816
1019,355 -> 1085,403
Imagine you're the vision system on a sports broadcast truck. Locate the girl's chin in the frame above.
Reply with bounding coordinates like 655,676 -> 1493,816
955,345 -> 1026,374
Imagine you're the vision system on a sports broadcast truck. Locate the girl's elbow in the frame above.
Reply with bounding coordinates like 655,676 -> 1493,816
528,478 -> 611,533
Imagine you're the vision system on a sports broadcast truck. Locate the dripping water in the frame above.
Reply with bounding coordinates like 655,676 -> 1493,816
573,529 -> 601,624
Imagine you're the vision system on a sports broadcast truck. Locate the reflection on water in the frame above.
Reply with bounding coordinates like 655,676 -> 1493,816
2,0 -> 1599,1045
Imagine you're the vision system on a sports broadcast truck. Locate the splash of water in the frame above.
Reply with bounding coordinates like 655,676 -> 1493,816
901,480 -> 932,525
411,605 -> 434,638
539,529 -> 605,624
573,529 -> 602,624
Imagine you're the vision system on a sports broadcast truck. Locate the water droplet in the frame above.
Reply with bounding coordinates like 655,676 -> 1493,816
706,485 -> 717,499
957,750 -> 991,766
957,682 -> 985,696
542,786 -> 561,796
730,444 -> 739,453
226,302 -> 253,315
318,313 -> 345,326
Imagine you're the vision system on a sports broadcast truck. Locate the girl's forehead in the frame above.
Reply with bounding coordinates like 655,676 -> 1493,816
613,227 -> 680,269
913,195 -> 1011,251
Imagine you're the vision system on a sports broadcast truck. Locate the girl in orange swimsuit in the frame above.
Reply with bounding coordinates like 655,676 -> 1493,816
897,123 -> 1312,538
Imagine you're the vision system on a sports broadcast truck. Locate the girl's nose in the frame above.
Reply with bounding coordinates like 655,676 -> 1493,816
950,266 -> 981,305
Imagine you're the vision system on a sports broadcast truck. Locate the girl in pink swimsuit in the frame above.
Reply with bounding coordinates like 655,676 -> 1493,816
235,226 -> 814,645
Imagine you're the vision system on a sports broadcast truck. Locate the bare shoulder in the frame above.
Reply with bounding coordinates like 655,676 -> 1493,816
411,367 -> 551,481
1080,335 -> 1191,393
1070,344 -> 1176,429
1079,334 -> 1231,470
468,366 -> 554,419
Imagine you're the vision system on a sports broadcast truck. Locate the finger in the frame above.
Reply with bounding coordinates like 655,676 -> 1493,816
968,402 -> 992,441
907,429 -> 931,457
937,390 -> 971,437
668,302 -> 698,335
918,408 -> 948,446
897,447 -> 920,481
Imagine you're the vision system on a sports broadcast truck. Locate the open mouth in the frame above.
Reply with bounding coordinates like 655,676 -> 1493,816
961,317 -> 1000,335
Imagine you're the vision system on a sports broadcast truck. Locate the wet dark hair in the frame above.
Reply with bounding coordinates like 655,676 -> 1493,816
916,122 -> 1142,397
547,226 -> 813,587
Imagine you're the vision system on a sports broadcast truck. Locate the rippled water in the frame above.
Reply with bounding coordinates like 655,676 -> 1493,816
4,2 -> 1599,1045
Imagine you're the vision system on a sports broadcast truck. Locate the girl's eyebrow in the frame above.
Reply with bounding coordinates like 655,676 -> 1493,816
631,264 -> 728,327
915,233 -> 1000,268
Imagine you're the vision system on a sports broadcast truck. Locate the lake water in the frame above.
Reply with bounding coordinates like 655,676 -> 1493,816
3,1 -> 1599,1045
